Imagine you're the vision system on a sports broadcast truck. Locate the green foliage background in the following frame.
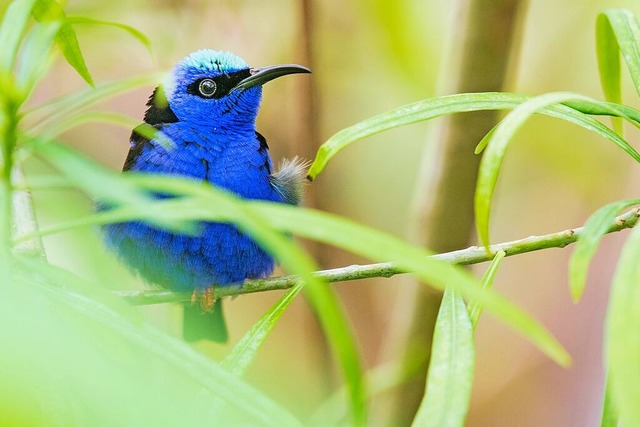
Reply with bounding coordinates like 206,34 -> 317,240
2,0 -> 640,426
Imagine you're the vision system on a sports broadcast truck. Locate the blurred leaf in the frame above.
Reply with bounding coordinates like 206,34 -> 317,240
309,353 -> 429,426
303,282 -> 367,426
605,224 -> 640,426
307,92 -> 640,181
130,180 -> 369,427
411,288 -> 474,427
28,143 -> 368,427
474,92 -> 640,248
223,285 -> 303,376
15,21 -> 60,101
0,183 -> 10,278
39,171 -> 571,367
250,204 -> 571,366
32,0 -> 94,86
29,140 -> 165,215
25,72 -> 161,132
38,110 -> 144,138
569,199 -> 640,302
66,16 -> 153,59
598,9 -> 640,98
0,0 -> 37,73
468,250 -> 505,329
600,376 -> 619,427
596,12 -> 623,133
4,255 -> 302,426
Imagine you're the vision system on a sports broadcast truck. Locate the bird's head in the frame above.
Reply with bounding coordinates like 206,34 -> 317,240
156,50 -> 310,130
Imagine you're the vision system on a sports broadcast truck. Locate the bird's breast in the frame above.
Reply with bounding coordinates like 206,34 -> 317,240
134,123 -> 279,202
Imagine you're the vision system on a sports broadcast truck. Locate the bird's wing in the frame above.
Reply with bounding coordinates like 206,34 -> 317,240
123,85 -> 180,172
123,124 -> 163,172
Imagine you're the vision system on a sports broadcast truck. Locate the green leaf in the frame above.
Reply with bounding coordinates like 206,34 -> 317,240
307,92 -> 640,181
605,224 -> 640,426
598,9 -> 640,98
596,12 -> 623,133
474,92 -> 640,248
15,21 -> 60,101
36,110 -> 148,138
32,0 -> 94,86
25,72 -> 161,133
66,16 -> 153,59
28,143 -> 368,427
97,181 -> 570,365
5,255 -> 302,427
468,250 -> 505,329
563,100 -> 640,126
223,285 -> 303,376
250,205 -> 570,366
411,288 -> 474,427
304,283 -> 367,426
0,0 -> 38,73
569,199 -> 640,302
134,182 -> 370,427
57,177 -> 570,367
29,141 -> 167,215
600,376 -> 619,427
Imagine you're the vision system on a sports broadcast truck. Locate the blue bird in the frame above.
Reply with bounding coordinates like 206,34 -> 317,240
104,50 -> 310,342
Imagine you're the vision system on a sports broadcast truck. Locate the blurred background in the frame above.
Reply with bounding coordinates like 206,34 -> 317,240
20,0 -> 640,425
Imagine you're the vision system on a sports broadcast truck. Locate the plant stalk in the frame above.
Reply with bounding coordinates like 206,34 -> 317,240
116,208 -> 640,305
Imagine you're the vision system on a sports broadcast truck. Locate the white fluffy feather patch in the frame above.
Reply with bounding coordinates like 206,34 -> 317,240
270,157 -> 310,206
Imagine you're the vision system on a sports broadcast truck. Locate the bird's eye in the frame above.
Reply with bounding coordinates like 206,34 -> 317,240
198,79 -> 217,97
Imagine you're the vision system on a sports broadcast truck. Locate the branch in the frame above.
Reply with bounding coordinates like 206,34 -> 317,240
116,208 -> 640,306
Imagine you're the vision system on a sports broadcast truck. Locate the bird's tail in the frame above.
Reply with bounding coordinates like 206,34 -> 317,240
182,298 -> 228,343
270,156 -> 310,206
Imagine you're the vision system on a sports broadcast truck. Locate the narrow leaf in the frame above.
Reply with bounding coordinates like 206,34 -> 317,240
569,199 -> 640,302
468,250 -> 505,329
600,375 -> 619,427
0,0 -> 38,72
605,224 -> 640,426
15,22 -> 60,101
32,0 -> 94,86
30,143 -> 368,427
596,12 -> 623,133
474,92 -> 639,248
8,256 -> 302,427
25,72 -> 161,132
66,16 -> 153,59
412,288 -> 474,427
563,100 -> 640,126
38,110 -> 146,138
223,285 -> 302,376
600,9 -> 640,97
307,92 -> 640,180
55,175 -> 571,367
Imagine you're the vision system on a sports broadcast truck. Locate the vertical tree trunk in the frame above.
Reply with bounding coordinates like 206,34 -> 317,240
378,1 -> 527,425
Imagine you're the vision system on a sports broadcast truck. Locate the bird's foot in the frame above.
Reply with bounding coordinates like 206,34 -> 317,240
190,288 -> 216,312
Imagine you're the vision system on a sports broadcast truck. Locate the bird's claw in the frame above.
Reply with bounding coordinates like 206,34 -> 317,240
190,288 -> 216,312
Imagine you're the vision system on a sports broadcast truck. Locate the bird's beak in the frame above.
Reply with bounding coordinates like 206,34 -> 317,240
233,64 -> 311,91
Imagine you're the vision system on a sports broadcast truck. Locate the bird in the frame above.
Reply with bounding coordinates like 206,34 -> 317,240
103,49 -> 310,342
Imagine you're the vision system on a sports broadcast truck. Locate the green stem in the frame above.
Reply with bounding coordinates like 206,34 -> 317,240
0,101 -> 18,274
116,208 -> 640,305
11,164 -> 45,258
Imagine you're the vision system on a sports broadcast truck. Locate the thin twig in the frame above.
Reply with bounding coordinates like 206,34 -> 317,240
115,208 -> 640,306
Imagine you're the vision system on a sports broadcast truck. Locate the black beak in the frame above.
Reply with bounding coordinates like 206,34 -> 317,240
233,64 -> 311,91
